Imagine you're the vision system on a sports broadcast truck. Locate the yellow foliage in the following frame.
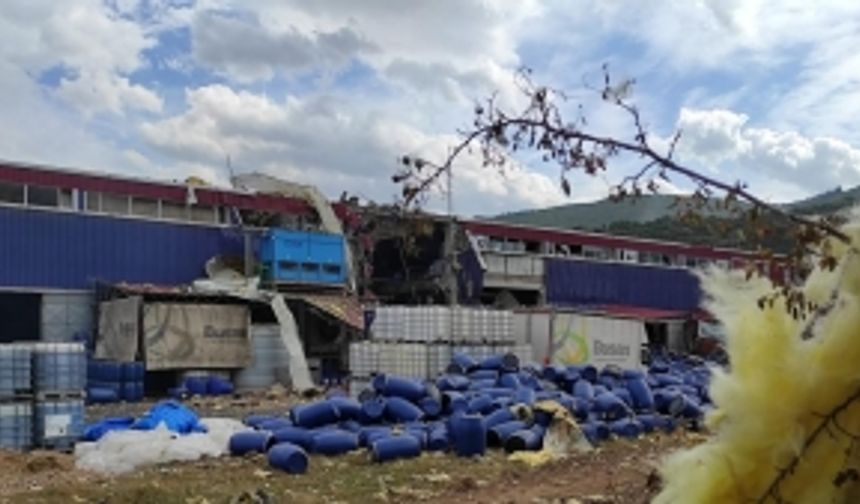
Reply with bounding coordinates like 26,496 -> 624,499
654,219 -> 860,503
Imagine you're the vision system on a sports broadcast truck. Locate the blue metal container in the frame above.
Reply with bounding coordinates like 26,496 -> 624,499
451,414 -> 486,457
291,400 -> 340,428
505,425 -> 544,453
230,431 -> 273,456
372,435 -> 422,463
267,442 -> 309,474
311,430 -> 359,455
487,420 -> 528,446
272,427 -> 314,451
32,343 -> 86,393
385,397 -> 424,423
33,399 -> 84,448
0,402 -> 32,451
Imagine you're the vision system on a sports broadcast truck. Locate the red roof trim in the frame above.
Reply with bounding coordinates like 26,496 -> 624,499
597,304 -> 689,320
462,220 -> 760,260
0,161 -> 316,216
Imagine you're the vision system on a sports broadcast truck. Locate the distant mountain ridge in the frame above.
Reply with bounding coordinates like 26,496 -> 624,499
490,185 -> 860,251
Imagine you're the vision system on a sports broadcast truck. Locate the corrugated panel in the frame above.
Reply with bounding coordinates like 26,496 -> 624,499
545,258 -> 701,311
0,207 -> 260,289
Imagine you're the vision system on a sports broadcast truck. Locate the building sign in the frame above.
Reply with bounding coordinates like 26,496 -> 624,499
96,296 -> 141,362
143,303 -> 250,370
552,313 -> 644,370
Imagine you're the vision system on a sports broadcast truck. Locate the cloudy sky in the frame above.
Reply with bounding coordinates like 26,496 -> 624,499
2,0 -> 860,216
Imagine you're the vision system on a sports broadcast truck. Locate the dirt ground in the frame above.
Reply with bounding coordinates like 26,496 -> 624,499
0,429 -> 703,504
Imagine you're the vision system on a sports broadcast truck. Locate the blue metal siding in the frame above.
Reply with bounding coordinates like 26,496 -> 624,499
544,258 -> 701,311
0,207 -> 259,290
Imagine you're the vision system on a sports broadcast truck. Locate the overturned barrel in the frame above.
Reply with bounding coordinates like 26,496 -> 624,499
291,400 -> 340,428
371,435 -> 422,463
487,420 -> 528,446
267,442 -> 309,474
230,431 -> 273,456
272,427 -> 314,451
385,397 -> 425,423
505,425 -> 545,453
311,430 -> 359,455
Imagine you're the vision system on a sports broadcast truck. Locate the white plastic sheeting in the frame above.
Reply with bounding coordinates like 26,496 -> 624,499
74,418 -> 248,475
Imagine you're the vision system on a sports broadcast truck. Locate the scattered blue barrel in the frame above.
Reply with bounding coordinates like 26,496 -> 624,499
468,369 -> 499,381
451,414 -> 486,457
272,427 -> 314,450
449,353 -> 479,374
258,418 -> 294,432
487,420 -> 527,446
268,442 -> 309,474
360,397 -> 387,423
419,397 -> 442,417
311,431 -> 359,455
580,365 -> 598,383
582,421 -> 610,443
499,373 -> 521,389
484,407 -> 516,430
427,428 -> 449,451
626,377 -> 655,411
385,397 -> 424,423
328,397 -> 362,421
610,418 -> 644,438
542,365 -> 566,382
375,375 -> 427,402
611,387 -> 634,407
184,376 -> 208,396
654,389 -> 685,416
291,400 -> 340,428
479,353 -> 519,373
87,386 -> 119,404
340,420 -> 362,433
359,426 -> 391,446
245,414 -> 279,429
206,376 -> 234,396
505,425 -> 544,453
437,374 -> 470,391
467,394 -> 494,415
372,435 -> 422,463
573,380 -> 595,402
230,431 -> 273,456
514,387 -> 536,405
594,392 -> 630,421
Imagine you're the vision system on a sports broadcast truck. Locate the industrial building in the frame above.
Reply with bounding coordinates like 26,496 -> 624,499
0,159 -> 760,387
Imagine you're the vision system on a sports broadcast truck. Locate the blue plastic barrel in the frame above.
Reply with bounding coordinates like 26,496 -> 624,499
244,414 -> 278,429
573,380 -> 595,402
451,414 -> 486,457
311,430 -> 359,455
442,391 -> 468,414
627,378 -> 655,411
484,407 -> 516,430
229,431 -> 273,456
514,387 -> 536,406
372,435 -> 422,463
594,392 -> 630,421
505,425 -> 544,452
582,421 -> 610,443
580,365 -> 598,383
517,371 -> 540,390
653,373 -> 683,387
419,397 -> 442,417
360,397 -> 387,423
272,427 -> 314,450
487,420 -> 527,446
291,400 -> 340,428
467,394 -> 495,415
479,353 -> 519,372
450,353 -> 480,373
376,375 -> 427,402
611,388 -> 634,407
636,414 -> 659,433
437,374 -> 470,391
207,376 -> 234,396
358,426 -> 391,446
468,379 -> 499,391
357,388 -> 376,403
267,442 -> 309,474
499,373 -> 521,389
427,428 -> 449,451
654,389 -> 685,416
610,418 -> 644,438
405,429 -> 428,448
542,365 -> 566,382
385,397 -> 424,423
340,420 -> 362,433
258,418 -> 294,432
468,369 -> 499,381
328,397 -> 362,421
680,395 -> 704,419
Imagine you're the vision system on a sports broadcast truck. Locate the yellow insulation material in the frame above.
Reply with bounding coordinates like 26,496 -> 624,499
654,215 -> 860,503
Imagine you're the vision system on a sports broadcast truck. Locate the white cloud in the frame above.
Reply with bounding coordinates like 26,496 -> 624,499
675,107 -> 860,198
141,84 -> 570,215
57,71 -> 163,116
